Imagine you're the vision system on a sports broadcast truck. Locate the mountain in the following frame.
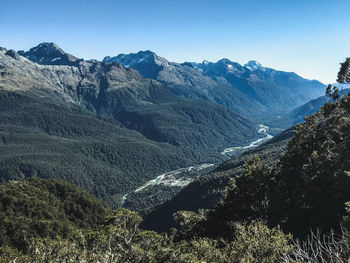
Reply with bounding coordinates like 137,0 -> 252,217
104,51 -> 325,118
192,59 -> 325,113
0,44 -> 261,208
103,51 -> 267,117
12,44 -> 259,151
18,42 -> 82,66
0,87 -> 214,208
289,86 -> 350,123
267,86 -> 350,128
103,50 -> 169,79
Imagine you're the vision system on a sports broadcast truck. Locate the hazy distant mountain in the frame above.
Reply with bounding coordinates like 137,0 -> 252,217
104,51 -> 325,118
192,59 -> 325,113
288,87 -> 350,125
267,86 -> 350,128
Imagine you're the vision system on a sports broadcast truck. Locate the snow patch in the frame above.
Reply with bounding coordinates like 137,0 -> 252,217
51,57 -> 61,62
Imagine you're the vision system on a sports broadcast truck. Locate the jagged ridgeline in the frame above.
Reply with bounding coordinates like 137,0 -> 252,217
103,51 -> 325,118
0,45 -> 260,208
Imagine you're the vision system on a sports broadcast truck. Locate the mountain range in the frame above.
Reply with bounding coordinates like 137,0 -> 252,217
0,43 -> 260,208
0,42 -> 329,213
103,50 -> 325,118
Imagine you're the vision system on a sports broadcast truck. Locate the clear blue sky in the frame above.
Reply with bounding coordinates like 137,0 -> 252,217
1,0 -> 349,84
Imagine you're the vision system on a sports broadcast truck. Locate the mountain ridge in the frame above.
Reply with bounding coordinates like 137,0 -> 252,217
103,49 -> 325,117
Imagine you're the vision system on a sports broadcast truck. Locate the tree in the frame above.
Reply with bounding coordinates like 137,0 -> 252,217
337,58 -> 350,83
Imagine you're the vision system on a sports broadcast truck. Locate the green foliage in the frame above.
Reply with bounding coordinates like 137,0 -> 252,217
0,177 -> 112,251
0,246 -> 29,263
203,156 -> 271,239
165,221 -> 293,263
326,84 -> 340,101
337,57 -> 350,83
270,89 -> 350,236
194,82 -> 350,239
225,221 -> 293,263
173,210 -> 206,239
0,90 -> 221,209
0,177 -> 297,262
11,220 -> 293,263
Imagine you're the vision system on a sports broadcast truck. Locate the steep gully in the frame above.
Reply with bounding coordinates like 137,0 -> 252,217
121,124 -> 273,206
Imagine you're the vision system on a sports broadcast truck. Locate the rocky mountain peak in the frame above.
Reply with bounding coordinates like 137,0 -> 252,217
35,42 -> 61,51
103,50 -> 168,67
103,50 -> 171,79
18,42 -> 82,66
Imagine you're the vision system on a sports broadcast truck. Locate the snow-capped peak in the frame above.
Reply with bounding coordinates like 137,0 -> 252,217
103,50 -> 169,68
244,60 -> 264,71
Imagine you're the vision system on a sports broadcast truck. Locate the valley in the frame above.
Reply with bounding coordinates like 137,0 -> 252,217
221,124 -> 273,157
122,124 -> 274,213
121,163 -> 216,207
0,43 -> 328,214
